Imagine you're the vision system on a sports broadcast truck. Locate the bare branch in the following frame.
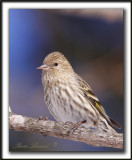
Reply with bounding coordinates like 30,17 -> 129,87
9,106 -> 12,113
9,111 -> 123,149
45,9 -> 123,22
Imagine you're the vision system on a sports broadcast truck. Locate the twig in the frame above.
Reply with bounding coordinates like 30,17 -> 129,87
9,109 -> 123,149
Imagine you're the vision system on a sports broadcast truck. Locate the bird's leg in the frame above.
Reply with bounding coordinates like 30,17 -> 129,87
36,116 -> 48,122
66,120 -> 86,135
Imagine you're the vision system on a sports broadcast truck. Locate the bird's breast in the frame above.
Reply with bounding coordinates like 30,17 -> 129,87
43,79 -> 97,123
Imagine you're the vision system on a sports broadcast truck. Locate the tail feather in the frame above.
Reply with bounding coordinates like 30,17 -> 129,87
109,117 -> 121,129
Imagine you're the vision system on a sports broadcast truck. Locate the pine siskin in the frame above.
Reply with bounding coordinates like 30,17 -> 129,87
37,51 -> 121,133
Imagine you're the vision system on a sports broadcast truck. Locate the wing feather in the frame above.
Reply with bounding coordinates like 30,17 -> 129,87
75,73 -> 121,129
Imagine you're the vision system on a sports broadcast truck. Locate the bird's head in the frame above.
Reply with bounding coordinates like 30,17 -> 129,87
37,52 -> 74,79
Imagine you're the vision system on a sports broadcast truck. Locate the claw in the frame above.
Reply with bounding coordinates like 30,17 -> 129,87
65,121 -> 74,125
66,120 -> 86,135
37,116 -> 48,122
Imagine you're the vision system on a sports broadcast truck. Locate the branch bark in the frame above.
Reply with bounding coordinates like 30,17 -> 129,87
9,108 -> 123,149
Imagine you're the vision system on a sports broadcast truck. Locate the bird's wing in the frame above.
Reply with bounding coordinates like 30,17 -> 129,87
75,73 -> 121,129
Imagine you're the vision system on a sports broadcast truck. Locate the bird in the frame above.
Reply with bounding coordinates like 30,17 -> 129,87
37,51 -> 121,133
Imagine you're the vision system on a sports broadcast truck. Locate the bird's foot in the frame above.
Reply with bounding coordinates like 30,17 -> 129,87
37,116 -> 48,122
65,121 -> 74,125
66,120 -> 86,135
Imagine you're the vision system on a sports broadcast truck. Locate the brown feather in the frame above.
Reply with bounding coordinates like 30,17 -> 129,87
75,73 -> 121,129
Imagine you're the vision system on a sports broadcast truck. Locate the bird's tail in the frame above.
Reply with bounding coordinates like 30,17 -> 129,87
109,117 -> 121,129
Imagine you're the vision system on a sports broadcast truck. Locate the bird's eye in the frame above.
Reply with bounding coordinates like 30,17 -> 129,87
54,63 -> 58,66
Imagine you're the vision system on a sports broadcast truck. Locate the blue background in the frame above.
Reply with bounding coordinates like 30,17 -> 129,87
9,9 -> 124,152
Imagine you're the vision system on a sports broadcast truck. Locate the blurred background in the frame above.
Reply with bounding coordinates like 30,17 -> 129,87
9,9 -> 124,152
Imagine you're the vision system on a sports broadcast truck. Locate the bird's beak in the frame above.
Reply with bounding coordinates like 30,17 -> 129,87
37,64 -> 50,70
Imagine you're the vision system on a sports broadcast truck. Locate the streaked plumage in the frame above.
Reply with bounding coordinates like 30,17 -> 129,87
38,51 -> 121,132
